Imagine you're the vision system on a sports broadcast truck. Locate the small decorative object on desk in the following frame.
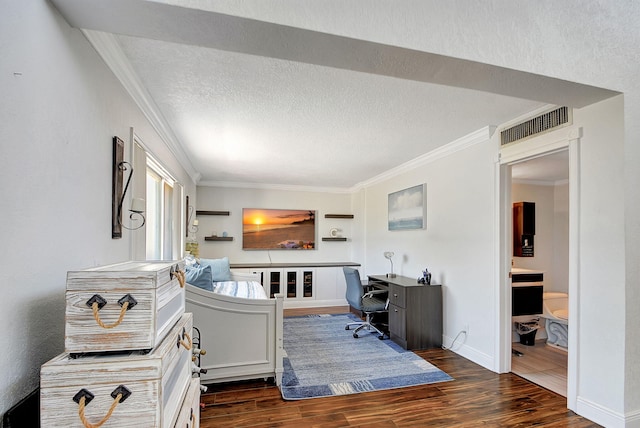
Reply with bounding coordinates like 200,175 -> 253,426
418,268 -> 432,285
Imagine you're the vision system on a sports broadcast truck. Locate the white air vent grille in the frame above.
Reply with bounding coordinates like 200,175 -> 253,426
501,106 -> 571,146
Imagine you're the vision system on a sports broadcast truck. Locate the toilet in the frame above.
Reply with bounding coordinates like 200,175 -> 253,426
542,292 -> 569,350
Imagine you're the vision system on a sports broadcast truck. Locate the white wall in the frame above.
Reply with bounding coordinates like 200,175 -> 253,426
362,129 -> 498,369
357,95 -> 626,423
0,1 -> 195,417
572,96 -> 627,418
500,96 -> 626,422
195,186 -> 354,265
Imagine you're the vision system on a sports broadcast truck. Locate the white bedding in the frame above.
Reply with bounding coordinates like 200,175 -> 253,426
211,280 -> 268,300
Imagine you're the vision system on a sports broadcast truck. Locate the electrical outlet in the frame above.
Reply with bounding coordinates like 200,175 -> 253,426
463,323 -> 469,335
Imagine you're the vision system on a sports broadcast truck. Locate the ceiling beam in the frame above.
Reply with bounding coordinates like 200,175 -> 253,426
51,0 -> 617,108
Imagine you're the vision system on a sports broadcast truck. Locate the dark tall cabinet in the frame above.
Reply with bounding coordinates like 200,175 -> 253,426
368,275 -> 442,350
513,201 -> 535,257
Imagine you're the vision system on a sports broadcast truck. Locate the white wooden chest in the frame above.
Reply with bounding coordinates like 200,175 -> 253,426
41,312 -> 193,428
65,260 -> 185,354
173,377 -> 201,428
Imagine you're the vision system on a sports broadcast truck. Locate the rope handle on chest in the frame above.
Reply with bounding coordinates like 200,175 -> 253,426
171,267 -> 186,288
178,328 -> 192,351
87,294 -> 137,329
74,386 -> 131,428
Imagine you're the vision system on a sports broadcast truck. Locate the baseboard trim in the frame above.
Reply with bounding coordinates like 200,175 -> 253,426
624,408 -> 640,428
442,334 -> 495,372
575,396 -> 628,428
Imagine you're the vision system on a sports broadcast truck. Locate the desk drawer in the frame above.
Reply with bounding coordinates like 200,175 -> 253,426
389,284 -> 406,308
389,303 -> 406,346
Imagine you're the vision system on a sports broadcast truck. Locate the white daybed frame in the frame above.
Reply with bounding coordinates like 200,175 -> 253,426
185,272 -> 284,386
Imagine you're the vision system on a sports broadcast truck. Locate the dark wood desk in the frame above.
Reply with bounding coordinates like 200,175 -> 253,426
368,275 -> 442,350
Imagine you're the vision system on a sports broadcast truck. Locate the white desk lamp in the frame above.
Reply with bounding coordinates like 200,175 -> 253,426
384,251 -> 396,278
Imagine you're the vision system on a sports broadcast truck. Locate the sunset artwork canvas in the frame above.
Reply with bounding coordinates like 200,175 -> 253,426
242,208 -> 316,250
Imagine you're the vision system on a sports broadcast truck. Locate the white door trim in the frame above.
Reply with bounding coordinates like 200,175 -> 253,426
496,126 -> 581,411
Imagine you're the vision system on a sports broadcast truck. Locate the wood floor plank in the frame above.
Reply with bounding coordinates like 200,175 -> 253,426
199,310 -> 599,427
512,340 -> 568,397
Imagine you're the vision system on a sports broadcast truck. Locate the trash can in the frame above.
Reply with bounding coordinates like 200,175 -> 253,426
516,319 -> 540,346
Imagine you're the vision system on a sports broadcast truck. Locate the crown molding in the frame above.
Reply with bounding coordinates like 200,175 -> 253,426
82,30 -> 200,184
197,180 -> 353,194
351,126 -> 496,191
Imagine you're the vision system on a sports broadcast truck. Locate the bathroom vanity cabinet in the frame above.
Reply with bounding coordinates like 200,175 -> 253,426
511,269 -> 544,317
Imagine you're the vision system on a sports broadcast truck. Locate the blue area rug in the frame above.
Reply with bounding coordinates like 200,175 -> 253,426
280,313 -> 453,400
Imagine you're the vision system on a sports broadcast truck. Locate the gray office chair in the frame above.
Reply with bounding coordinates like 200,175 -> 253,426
343,267 -> 388,339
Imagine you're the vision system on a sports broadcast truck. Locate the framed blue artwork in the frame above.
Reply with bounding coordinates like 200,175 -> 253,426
388,184 -> 426,231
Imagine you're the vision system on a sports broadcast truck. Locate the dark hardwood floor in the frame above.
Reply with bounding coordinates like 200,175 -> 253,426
199,310 -> 600,427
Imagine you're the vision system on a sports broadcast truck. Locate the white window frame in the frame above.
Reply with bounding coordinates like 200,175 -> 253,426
145,154 -> 182,261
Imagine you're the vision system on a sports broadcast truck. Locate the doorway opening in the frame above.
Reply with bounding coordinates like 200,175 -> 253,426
509,150 -> 569,396
498,127 -> 581,410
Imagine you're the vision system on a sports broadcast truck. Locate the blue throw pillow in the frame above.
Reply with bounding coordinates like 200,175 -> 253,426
185,264 -> 213,291
200,257 -> 232,282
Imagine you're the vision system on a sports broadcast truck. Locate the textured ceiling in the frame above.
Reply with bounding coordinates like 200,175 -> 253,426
50,0 -> 617,190
116,35 -> 545,187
